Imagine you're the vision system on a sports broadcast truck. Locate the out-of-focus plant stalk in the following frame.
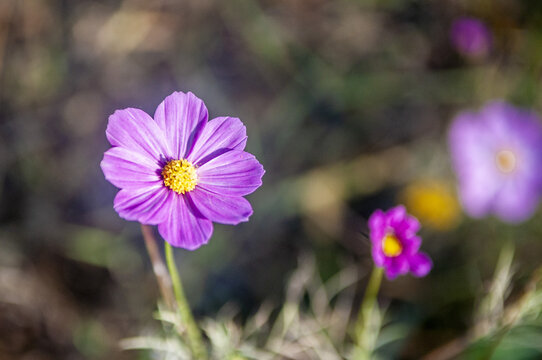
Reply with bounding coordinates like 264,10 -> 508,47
474,239 -> 514,338
421,238 -> 522,360
141,224 -> 175,310
165,242 -> 207,360
355,265 -> 383,359
478,239 -> 515,359
422,267 -> 542,360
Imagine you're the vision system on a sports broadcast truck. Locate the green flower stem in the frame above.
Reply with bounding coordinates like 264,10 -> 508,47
355,265 -> 384,359
165,242 -> 207,360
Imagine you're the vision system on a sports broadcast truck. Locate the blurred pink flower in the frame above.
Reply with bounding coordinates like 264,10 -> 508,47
448,101 -> 542,222
450,17 -> 492,57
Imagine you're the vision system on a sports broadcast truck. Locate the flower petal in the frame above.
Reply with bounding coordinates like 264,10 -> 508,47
387,205 -> 407,228
458,175 -> 500,218
154,91 -> 208,160
368,209 -> 385,245
106,108 -> 170,159
402,235 -> 422,255
158,194 -> 213,250
371,246 -> 385,267
188,117 -> 247,165
384,256 -> 409,280
448,112 -> 502,217
409,253 -> 433,277
404,215 -> 421,234
493,179 -> 540,223
188,187 -> 253,225
197,150 -> 264,196
101,147 -> 162,189
114,186 -> 172,224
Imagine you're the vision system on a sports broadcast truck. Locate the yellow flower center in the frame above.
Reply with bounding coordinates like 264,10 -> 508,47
382,233 -> 402,257
495,149 -> 517,174
161,159 -> 198,194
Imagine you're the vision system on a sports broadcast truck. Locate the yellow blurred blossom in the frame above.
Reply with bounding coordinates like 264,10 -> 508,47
400,180 -> 460,231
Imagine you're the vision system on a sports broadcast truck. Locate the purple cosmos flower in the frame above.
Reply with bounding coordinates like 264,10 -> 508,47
450,17 -> 492,57
448,101 -> 542,223
101,91 -> 265,249
368,206 -> 432,280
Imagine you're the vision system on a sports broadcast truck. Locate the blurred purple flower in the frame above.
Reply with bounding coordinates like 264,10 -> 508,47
450,17 -> 492,57
449,101 -> 542,223
369,206 -> 432,280
101,91 -> 265,249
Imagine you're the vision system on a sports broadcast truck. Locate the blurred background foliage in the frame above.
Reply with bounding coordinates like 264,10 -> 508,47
1,0 -> 542,359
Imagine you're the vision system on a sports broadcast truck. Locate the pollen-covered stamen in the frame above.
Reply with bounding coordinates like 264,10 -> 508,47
496,149 -> 517,174
161,159 -> 198,194
382,233 -> 403,257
